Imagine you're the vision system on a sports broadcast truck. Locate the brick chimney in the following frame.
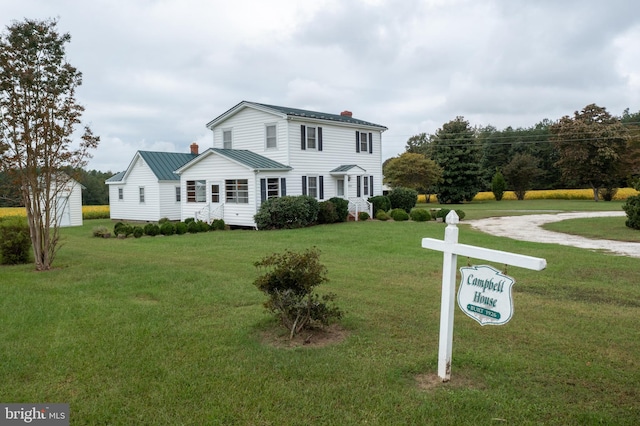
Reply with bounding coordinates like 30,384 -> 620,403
190,142 -> 199,155
340,110 -> 353,117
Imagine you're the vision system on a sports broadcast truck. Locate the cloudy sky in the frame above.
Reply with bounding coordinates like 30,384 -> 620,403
2,0 -> 639,173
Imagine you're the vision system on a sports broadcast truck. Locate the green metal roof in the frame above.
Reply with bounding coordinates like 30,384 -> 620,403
211,148 -> 292,171
250,102 -> 387,129
330,165 -> 359,173
106,171 -> 126,183
207,101 -> 388,130
139,151 -> 197,181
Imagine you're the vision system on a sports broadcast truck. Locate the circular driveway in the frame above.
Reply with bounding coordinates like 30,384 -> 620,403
465,211 -> 640,258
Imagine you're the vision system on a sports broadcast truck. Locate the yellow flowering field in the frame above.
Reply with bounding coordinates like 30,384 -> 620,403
417,188 -> 638,203
0,205 -> 110,219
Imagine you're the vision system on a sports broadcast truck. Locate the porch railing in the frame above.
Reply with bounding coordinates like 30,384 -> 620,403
195,203 -> 224,224
348,197 -> 373,220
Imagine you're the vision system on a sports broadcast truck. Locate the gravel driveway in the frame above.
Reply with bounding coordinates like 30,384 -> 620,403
465,211 -> 640,258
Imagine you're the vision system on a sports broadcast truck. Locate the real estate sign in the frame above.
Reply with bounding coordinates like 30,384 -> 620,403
457,265 -> 515,326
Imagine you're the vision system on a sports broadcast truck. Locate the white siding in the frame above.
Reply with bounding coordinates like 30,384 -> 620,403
285,121 -> 384,199
180,154 -> 258,227
67,181 -> 83,226
212,108 -> 290,166
108,156 -> 164,222
158,182 -> 181,220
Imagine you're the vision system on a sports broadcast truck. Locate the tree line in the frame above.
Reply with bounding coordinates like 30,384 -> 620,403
0,168 -> 111,207
384,104 -> 640,203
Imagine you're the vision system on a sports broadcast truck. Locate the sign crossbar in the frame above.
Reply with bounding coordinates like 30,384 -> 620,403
422,211 -> 546,381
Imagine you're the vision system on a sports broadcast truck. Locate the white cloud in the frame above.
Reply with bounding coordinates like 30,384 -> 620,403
1,0 -> 638,171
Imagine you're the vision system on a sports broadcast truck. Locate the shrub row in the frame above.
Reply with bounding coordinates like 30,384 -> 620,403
100,218 -> 226,239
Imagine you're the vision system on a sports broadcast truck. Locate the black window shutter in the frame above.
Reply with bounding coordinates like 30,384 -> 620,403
357,176 -> 361,197
368,133 -> 373,154
370,175 -> 374,196
302,176 -> 307,195
318,127 -> 323,151
260,178 -> 266,202
319,176 -> 324,200
355,131 -> 360,153
280,178 -> 286,196
301,125 -> 306,150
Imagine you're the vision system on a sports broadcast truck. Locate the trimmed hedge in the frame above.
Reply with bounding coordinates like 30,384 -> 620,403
388,187 -> 418,213
368,196 -> 391,215
389,208 -> 409,221
254,195 -> 320,230
410,208 -> 431,222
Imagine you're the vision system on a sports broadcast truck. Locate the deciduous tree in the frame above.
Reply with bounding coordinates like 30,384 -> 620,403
0,18 -> 99,270
550,104 -> 629,201
502,153 -> 542,200
383,152 -> 442,195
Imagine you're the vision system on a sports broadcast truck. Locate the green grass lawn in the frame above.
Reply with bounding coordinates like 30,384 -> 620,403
1,201 -> 639,425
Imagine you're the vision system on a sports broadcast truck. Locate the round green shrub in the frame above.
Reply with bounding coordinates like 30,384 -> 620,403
197,221 -> 210,232
212,219 -> 226,231
389,208 -> 409,221
184,217 -> 195,224
133,227 -> 144,238
436,208 -> 451,220
358,211 -> 370,221
114,222 -> 126,236
455,209 -> 466,220
388,187 -> 418,213
144,223 -> 160,236
160,222 -> 175,236
623,195 -> 640,230
375,210 -> 390,221
410,208 -> 431,222
187,221 -> 200,233
175,222 -> 187,235
158,217 -> 171,224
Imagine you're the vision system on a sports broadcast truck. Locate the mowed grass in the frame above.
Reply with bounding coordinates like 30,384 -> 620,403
543,216 -> 640,243
1,203 -> 640,424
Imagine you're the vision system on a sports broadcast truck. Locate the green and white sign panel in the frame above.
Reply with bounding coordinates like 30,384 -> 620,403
457,265 -> 515,326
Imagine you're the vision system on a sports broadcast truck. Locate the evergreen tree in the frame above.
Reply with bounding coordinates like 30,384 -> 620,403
431,117 -> 482,204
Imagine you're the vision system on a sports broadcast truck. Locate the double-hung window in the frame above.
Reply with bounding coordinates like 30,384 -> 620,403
266,124 -> 277,149
300,125 -> 323,151
307,127 -> 317,149
118,188 -> 123,200
225,179 -> 249,203
187,180 -> 206,202
302,175 -> 324,200
223,129 -> 232,149
359,132 -> 368,152
175,186 -> 181,202
356,131 -> 373,153
139,187 -> 145,203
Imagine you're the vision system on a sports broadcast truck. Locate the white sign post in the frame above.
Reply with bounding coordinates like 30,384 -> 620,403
422,211 -> 546,382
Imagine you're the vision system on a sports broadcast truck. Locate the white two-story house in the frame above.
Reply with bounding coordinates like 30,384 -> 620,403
177,101 -> 387,227
107,101 -> 387,227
